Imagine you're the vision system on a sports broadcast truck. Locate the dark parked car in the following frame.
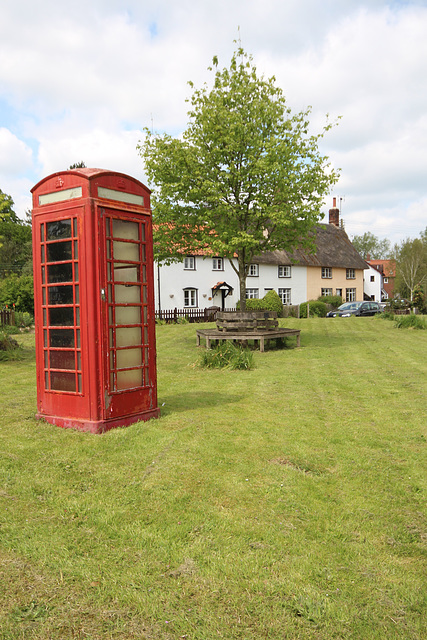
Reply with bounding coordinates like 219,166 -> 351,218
326,301 -> 382,317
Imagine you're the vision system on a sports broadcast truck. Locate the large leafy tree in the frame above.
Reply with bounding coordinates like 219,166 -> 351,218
351,231 -> 391,260
138,47 -> 339,309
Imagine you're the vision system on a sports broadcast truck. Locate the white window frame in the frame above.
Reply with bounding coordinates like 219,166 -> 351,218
183,256 -> 195,270
278,288 -> 291,305
321,288 -> 333,297
384,277 -> 389,283
346,268 -> 356,280
278,265 -> 291,278
184,288 -> 198,307
212,257 -> 223,271
321,267 -> 332,279
346,288 -> 356,302
246,288 -> 259,299
248,264 -> 259,277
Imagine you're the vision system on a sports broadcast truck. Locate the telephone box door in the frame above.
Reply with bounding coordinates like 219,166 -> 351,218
99,207 -> 157,420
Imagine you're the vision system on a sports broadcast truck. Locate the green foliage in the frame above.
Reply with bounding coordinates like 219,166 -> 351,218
15,311 -> 34,328
139,45 -> 339,308
351,231 -> 391,259
199,340 -> 255,370
299,300 -> 327,318
0,188 -> 15,220
395,314 -> 426,330
237,289 -> 283,315
68,161 -> 86,169
317,294 -> 343,308
394,234 -> 427,301
378,310 -> 395,321
0,193 -> 33,276
0,329 -> 23,360
176,316 -> 189,324
0,273 -> 34,313
412,284 -> 426,313
261,289 -> 283,315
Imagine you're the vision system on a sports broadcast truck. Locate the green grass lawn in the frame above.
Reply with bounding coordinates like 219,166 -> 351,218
0,317 -> 426,639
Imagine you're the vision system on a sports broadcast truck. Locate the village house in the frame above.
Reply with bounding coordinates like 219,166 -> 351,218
365,257 -> 396,300
154,200 -> 369,313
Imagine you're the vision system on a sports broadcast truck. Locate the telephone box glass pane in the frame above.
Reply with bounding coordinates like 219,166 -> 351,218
48,285 -> 74,305
116,369 -> 143,390
116,348 -> 143,368
112,219 -> 139,240
50,350 -> 75,370
48,263 -> 73,283
114,284 -> 140,304
47,241 -> 72,262
50,371 -> 76,392
49,307 -> 74,326
50,329 -> 75,348
113,241 -> 139,261
113,265 -> 139,282
115,306 -> 140,325
47,220 -> 72,240
116,327 -> 142,347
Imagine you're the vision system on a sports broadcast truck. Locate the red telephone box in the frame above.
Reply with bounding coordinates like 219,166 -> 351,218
31,168 -> 160,433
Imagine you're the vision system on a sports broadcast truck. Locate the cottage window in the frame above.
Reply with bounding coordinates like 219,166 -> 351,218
370,275 -> 375,282
321,288 -> 333,297
321,267 -> 332,279
384,277 -> 389,283
246,288 -> 259,299
212,257 -> 223,271
183,256 -> 195,270
184,288 -> 198,307
346,288 -> 356,302
278,265 -> 291,278
278,288 -> 291,304
248,264 -> 259,277
346,268 -> 355,279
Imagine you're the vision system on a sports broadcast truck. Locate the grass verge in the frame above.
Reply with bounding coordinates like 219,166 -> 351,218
0,319 -> 426,639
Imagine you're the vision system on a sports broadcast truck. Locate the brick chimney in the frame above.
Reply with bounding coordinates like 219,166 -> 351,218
329,197 -> 339,227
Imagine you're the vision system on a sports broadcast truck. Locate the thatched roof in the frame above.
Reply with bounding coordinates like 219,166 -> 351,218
254,223 -> 368,270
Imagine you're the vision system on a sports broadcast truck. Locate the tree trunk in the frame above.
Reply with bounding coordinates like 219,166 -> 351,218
239,261 -> 247,311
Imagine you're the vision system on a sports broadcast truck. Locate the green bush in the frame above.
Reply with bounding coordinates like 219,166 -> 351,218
15,311 -> 34,328
199,341 -> 255,370
0,329 -> 23,361
299,300 -> 327,318
0,274 -> 34,313
237,289 -> 283,315
317,294 -> 343,308
395,314 -> 426,330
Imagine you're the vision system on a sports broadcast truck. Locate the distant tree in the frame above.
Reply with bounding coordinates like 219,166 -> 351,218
139,46 -> 339,310
0,273 -> 34,313
351,231 -> 391,259
394,235 -> 427,302
0,203 -> 32,277
0,189 -> 14,221
68,162 -> 86,169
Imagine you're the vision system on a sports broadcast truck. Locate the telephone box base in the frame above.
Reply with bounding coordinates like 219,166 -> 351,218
36,408 -> 161,434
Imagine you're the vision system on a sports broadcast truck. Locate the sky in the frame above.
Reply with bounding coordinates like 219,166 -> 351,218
1,0 -> 426,245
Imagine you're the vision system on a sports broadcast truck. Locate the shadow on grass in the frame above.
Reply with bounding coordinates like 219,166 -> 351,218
158,390 -> 244,414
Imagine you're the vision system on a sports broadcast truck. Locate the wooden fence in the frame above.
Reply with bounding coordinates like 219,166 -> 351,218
0,309 -> 15,326
155,307 -> 222,324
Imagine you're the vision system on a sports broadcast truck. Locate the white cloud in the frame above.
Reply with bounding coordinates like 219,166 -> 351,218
0,128 -> 33,175
0,0 -> 426,243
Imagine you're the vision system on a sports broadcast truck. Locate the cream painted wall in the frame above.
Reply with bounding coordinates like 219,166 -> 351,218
306,266 -> 366,301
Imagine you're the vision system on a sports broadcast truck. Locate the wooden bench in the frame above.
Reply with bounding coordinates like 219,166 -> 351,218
196,328 -> 301,352
216,310 -> 279,332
